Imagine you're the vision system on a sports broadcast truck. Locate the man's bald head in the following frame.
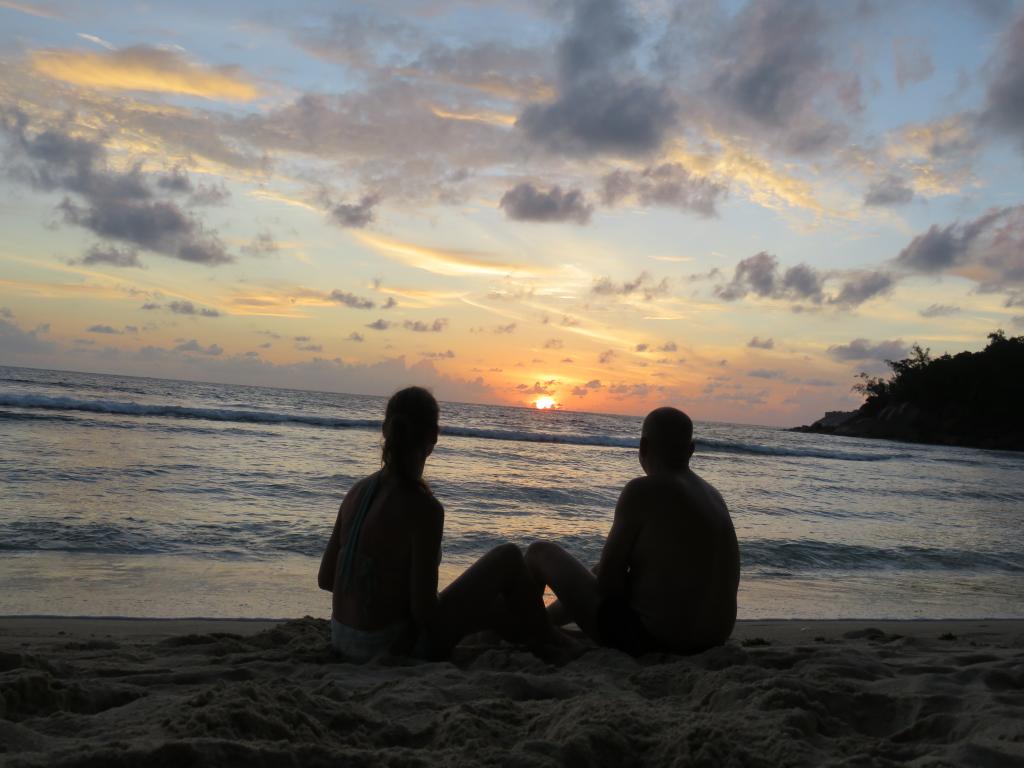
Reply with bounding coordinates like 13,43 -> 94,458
641,407 -> 694,470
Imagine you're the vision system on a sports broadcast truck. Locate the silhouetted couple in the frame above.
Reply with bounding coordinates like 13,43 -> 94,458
318,387 -> 739,662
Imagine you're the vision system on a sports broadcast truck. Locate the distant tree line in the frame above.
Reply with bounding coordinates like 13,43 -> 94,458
852,330 -> 1024,447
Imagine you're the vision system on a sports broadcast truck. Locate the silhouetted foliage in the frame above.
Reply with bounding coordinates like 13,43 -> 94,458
850,330 -> 1024,447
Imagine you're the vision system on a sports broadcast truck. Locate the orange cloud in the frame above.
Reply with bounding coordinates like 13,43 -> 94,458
31,46 -> 260,102
353,232 -> 540,278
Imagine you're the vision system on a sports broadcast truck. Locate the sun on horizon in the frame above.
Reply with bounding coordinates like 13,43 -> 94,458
534,397 -> 557,410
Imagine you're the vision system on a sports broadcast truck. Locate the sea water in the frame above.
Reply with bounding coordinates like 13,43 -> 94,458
1,365 -> 1022,620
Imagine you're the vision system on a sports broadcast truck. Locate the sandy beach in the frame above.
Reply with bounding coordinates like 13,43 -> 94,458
1,617 -> 1022,766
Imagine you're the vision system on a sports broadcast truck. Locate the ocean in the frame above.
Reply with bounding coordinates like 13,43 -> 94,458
1,365 -> 1022,621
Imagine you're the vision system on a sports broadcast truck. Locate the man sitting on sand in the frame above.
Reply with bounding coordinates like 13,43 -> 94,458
525,407 -> 739,655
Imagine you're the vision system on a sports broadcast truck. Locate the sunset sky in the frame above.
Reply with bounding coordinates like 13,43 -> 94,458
1,0 -> 1022,424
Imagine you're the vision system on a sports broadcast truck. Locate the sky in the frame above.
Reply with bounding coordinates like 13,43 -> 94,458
0,0 -> 1022,425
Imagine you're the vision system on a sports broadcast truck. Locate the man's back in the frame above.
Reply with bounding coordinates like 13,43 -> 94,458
622,470 -> 739,653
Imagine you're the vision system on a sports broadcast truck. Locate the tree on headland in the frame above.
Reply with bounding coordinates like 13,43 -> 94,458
803,331 -> 1024,450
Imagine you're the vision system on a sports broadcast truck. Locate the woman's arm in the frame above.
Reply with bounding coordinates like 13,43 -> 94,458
408,496 -> 444,628
318,483 -> 358,591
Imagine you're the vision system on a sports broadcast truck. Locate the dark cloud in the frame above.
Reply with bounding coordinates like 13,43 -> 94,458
919,304 -> 960,318
167,300 -> 220,317
981,12 -> 1024,148
894,206 -> 1024,289
827,338 -> 908,362
571,378 -> 602,397
517,0 -> 677,156
330,290 -> 375,309
748,369 -> 784,379
601,163 -> 726,216
863,175 -> 914,206
141,302 -> 161,310
591,271 -> 670,300
716,252 -> 824,303
86,324 -> 120,334
635,343 -> 648,352
294,336 -> 311,342
499,183 -> 592,224
241,231 -> 278,258
658,341 -> 677,352
422,350 -> 455,359
404,318 -> 448,333
297,343 -> 323,352
347,332 -> 364,342
543,338 -> 564,349
830,271 -> 895,307
79,244 -> 142,268
382,297 -> 398,309
366,319 -> 391,330
748,336 -> 775,349
0,111 -> 234,266
328,194 -> 378,228
174,339 -> 223,356
493,323 -> 516,334
187,181 -> 231,207
598,349 -> 616,364
156,167 -> 192,193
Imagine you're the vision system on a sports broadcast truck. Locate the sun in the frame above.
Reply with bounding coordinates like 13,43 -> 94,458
534,396 -> 556,410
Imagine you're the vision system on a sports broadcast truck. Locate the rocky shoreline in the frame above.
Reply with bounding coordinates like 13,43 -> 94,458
792,405 -> 1024,452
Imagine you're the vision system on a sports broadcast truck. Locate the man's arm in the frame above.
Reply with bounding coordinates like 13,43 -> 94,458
596,478 -> 646,599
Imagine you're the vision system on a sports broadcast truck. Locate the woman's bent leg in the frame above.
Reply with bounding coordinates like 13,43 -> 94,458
431,543 -> 557,658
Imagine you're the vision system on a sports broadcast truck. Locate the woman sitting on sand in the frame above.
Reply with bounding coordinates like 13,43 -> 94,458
318,386 -> 562,662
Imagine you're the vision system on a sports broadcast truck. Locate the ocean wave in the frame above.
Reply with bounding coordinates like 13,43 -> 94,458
3,519 -> 1022,575
742,539 -> 1024,574
0,393 -> 902,462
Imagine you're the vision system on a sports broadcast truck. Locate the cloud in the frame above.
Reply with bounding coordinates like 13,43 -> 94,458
716,252 -> 824,303
893,37 -> 934,89
980,12 -> 1024,149
240,231 -> 279,258
863,175 -> 914,206
601,163 -> 726,216
829,271 -> 896,307
919,304 -> 960,318
0,111 -> 234,266
748,336 -> 775,349
297,343 -> 322,352
141,302 -> 161,310
517,0 -> 677,156
598,349 -> 616,364
78,244 -> 143,268
329,290 -> 375,310
543,338 -> 564,349
328,194 -> 378,228
173,339 -> 223,356
591,271 -> 670,301
86,324 -> 120,334
635,343 -> 648,352
658,341 -> 677,352
0,316 -> 55,356
748,369 -> 784,379
499,183 -> 592,224
894,206 -> 1024,289
353,232 -> 536,278
347,332 -> 365,342
366,319 -> 391,330
167,300 -> 220,317
492,323 -> 516,334
30,46 -> 260,101
827,338 -> 908,362
404,318 -> 448,333
422,350 -> 455,359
